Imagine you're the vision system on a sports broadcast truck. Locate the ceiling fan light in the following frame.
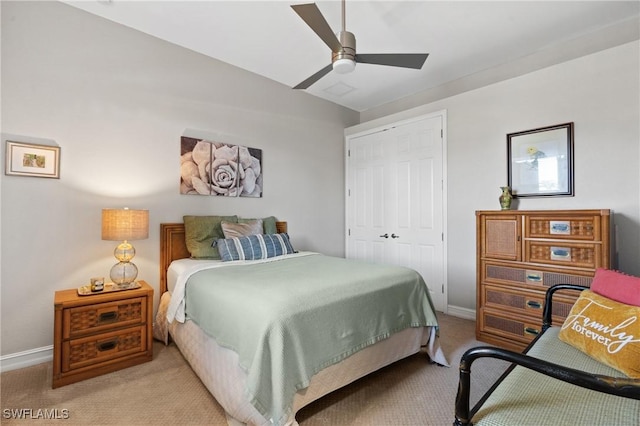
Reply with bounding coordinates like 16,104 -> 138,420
333,58 -> 356,74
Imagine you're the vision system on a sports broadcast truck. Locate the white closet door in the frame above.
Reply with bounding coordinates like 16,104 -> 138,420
347,115 -> 445,311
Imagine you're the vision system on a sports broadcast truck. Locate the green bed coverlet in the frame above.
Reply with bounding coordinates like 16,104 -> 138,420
183,253 -> 439,425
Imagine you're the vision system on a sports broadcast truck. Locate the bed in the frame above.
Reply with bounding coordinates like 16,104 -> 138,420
156,221 -> 448,426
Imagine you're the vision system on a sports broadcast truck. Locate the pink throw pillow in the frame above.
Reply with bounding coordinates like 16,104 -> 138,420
590,268 -> 640,307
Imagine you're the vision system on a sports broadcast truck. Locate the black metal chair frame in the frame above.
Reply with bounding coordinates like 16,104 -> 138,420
454,284 -> 640,426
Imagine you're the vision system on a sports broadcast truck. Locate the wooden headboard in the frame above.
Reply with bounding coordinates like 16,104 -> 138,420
159,221 -> 288,293
160,223 -> 190,293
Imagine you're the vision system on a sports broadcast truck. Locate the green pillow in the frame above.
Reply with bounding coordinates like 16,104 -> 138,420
239,216 -> 277,234
183,215 -> 238,259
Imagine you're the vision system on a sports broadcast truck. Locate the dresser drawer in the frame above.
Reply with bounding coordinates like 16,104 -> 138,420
483,262 -> 593,288
481,283 -> 578,321
478,308 -> 542,346
482,285 -> 544,317
525,241 -> 602,269
63,297 -> 147,339
62,325 -> 147,372
525,214 -> 601,240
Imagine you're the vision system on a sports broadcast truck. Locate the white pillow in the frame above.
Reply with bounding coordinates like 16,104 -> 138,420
221,219 -> 263,239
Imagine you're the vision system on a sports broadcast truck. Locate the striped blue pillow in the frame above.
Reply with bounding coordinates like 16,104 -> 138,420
217,233 -> 295,262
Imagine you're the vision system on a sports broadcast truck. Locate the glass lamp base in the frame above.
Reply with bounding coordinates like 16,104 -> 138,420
114,241 -> 135,262
110,261 -> 138,287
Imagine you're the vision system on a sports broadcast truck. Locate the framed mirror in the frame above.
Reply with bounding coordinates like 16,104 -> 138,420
507,122 -> 574,197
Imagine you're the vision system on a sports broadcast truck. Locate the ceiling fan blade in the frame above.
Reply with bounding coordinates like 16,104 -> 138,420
291,3 -> 342,52
355,53 -> 429,69
293,64 -> 333,89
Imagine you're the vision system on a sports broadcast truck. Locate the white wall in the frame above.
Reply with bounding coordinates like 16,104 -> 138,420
0,1 -> 358,357
353,41 -> 640,311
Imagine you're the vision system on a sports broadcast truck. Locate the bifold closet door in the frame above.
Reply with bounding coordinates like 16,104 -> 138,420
347,115 -> 445,311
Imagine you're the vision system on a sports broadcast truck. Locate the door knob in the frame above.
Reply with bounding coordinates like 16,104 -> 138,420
391,234 -> 400,239
379,233 -> 389,238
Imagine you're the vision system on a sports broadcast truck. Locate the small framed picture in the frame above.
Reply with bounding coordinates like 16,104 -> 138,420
5,141 -> 60,179
507,123 -> 574,197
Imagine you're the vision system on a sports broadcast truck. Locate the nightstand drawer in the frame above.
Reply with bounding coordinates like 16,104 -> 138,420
63,297 -> 146,339
62,325 -> 147,372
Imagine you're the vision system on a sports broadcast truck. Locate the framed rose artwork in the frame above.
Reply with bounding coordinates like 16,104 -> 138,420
507,122 -> 574,197
180,137 -> 262,197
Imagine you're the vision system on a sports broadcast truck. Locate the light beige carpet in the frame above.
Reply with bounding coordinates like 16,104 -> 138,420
0,313 -> 508,425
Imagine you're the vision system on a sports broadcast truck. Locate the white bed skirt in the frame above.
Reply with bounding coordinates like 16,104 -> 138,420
168,318 -> 442,426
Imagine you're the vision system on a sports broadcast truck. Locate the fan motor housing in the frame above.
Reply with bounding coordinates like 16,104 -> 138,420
332,31 -> 356,62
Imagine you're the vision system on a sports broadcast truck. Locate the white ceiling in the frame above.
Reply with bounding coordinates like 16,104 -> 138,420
63,1 -> 640,112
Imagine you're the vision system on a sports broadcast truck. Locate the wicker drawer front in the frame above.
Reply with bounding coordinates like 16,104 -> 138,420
64,297 -> 146,339
526,215 -> 601,240
482,285 -> 544,317
62,325 -> 147,372
549,296 -> 580,319
482,284 -> 578,322
479,309 -> 541,345
483,263 -> 593,288
525,241 -> 601,269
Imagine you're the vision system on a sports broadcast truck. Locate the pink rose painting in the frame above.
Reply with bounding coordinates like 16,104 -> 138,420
180,137 -> 262,197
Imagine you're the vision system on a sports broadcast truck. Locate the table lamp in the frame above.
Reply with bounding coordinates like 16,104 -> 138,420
101,208 -> 149,287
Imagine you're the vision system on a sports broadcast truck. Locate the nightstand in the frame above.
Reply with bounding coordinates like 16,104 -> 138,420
52,280 -> 153,388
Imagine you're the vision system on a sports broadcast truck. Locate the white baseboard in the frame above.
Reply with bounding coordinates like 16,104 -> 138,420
0,345 -> 52,373
445,305 -> 476,321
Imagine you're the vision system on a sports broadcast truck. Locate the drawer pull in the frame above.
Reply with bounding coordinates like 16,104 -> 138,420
97,339 -> 118,351
550,247 -> 571,261
550,221 -> 570,234
99,311 -> 118,322
525,327 -> 540,336
526,274 -> 542,282
526,300 -> 542,309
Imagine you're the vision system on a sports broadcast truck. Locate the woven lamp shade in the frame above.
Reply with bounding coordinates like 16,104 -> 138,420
102,209 -> 149,241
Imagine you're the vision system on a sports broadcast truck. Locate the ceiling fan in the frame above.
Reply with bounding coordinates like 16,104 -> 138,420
291,0 -> 429,90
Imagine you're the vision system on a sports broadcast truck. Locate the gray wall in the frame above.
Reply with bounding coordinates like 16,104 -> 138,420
351,41 -> 640,311
0,1 -> 358,356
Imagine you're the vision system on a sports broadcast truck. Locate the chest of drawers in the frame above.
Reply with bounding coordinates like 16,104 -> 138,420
476,210 -> 611,351
53,281 -> 153,388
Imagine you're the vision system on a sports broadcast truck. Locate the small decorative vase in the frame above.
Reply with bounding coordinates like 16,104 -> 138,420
499,186 -> 513,210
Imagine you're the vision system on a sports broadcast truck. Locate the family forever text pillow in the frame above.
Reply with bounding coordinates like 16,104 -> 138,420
217,233 -> 295,261
558,289 -> 640,378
